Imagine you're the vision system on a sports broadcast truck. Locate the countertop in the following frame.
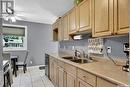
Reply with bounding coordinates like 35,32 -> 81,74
47,52 -> 129,86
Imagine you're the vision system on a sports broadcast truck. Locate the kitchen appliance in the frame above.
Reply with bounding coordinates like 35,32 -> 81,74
3,60 -> 13,87
45,54 -> 50,79
122,43 -> 129,72
0,2 -> 4,86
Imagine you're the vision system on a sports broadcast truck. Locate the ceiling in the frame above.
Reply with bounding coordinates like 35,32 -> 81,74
14,0 -> 74,24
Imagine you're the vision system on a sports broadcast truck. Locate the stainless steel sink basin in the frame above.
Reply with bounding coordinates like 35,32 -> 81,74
62,56 -> 74,60
70,59 -> 91,64
62,56 -> 95,64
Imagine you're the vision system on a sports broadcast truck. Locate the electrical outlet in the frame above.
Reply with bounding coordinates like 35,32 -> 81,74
30,61 -> 32,64
72,46 -> 75,50
63,46 -> 66,49
107,46 -> 111,53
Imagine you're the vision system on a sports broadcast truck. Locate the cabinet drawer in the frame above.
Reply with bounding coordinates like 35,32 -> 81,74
97,77 -> 118,87
58,60 -> 64,68
65,63 -> 76,76
77,78 -> 93,87
77,69 -> 96,87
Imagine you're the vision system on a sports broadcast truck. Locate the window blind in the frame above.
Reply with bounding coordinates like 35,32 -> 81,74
2,26 -> 25,36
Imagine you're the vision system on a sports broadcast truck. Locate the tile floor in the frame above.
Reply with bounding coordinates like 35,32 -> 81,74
12,66 -> 54,87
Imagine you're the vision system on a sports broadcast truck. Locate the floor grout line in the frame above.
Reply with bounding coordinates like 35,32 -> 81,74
28,68 -> 34,87
19,69 -> 23,87
40,75 -> 46,87
12,66 -> 54,87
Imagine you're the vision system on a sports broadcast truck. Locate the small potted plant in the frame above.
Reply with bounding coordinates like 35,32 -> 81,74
74,0 -> 83,5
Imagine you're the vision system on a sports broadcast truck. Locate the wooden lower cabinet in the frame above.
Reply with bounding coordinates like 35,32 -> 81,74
77,79 -> 93,87
58,66 -> 64,87
77,69 -> 96,87
53,61 -> 58,87
66,72 -> 76,87
49,58 -> 119,87
97,77 -> 118,87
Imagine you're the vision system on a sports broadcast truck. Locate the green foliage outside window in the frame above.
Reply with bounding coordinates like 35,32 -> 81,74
3,35 -> 24,47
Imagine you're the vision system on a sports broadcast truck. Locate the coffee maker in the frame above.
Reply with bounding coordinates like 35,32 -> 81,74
122,43 -> 129,72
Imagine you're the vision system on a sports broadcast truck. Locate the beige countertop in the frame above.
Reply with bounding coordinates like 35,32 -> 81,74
47,52 -> 129,86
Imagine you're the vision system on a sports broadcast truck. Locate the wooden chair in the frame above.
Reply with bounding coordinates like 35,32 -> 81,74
16,51 -> 29,73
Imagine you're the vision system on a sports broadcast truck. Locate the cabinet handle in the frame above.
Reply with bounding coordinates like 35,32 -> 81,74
83,76 -> 86,78
110,32 -> 114,35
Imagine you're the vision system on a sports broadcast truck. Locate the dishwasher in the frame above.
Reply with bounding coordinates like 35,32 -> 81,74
45,54 -> 50,79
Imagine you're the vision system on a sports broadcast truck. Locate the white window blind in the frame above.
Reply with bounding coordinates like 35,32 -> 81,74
2,26 -> 25,36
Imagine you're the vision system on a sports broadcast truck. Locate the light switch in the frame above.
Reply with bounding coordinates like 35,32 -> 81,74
107,46 -> 111,53
72,46 -> 75,50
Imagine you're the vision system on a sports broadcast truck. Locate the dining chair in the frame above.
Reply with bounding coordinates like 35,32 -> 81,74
16,51 -> 29,73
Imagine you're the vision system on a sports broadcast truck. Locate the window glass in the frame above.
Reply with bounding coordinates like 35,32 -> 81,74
3,35 -> 24,47
2,25 -> 27,51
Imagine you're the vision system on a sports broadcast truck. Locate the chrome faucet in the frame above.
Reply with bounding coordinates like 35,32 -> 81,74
74,50 -> 87,58
74,50 -> 82,58
74,49 -> 92,60
82,50 -> 87,58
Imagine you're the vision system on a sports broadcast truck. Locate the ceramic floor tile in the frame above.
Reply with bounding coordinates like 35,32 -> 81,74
12,66 -> 54,87
41,76 -> 54,87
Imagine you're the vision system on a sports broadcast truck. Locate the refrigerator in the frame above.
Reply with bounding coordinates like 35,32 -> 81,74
0,0 -> 4,86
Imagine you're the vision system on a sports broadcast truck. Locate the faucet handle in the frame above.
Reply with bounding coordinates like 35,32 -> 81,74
82,50 -> 87,58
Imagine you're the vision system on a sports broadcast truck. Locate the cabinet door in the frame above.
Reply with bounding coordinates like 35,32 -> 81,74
114,0 -> 129,34
97,77 -> 118,87
77,79 -> 93,87
66,73 -> 76,87
53,61 -> 58,87
62,15 -> 69,41
58,67 -> 64,87
50,59 -> 54,83
69,8 -> 77,34
78,0 -> 92,32
92,0 -> 114,37
58,19 -> 63,41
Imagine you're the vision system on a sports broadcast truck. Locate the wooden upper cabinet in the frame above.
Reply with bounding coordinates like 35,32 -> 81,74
69,8 -> 77,34
62,14 -> 69,41
92,0 -> 114,37
77,0 -> 92,32
58,19 -> 63,41
52,21 -> 58,30
92,0 -> 129,37
114,0 -> 129,34
53,19 -> 62,41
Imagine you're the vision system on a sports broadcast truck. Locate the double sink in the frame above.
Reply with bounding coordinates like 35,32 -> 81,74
62,56 -> 95,64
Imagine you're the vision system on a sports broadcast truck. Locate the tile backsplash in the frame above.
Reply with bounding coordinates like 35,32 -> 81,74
59,35 -> 129,59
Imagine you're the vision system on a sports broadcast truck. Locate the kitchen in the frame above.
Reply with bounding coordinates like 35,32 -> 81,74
0,0 -> 130,87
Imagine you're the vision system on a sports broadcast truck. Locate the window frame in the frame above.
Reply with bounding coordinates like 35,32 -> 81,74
2,24 -> 27,51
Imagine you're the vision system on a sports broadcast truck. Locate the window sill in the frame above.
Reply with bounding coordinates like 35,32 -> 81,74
3,47 -> 27,51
